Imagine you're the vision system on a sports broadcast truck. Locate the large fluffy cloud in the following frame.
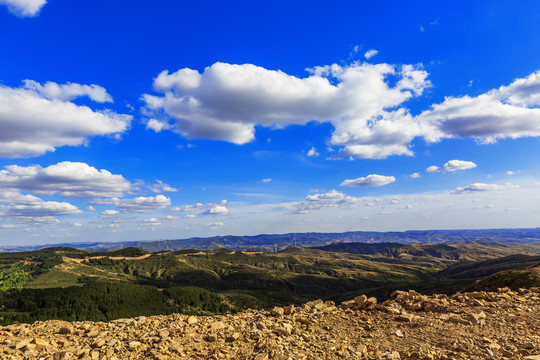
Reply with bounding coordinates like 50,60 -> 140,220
91,195 -> 171,213
426,160 -> 477,173
419,71 -> 540,144
143,65 -> 540,159
340,174 -> 396,187
0,81 -> 131,158
0,0 -> 46,17
0,191 -> 81,223
142,62 -> 430,159
0,161 -> 131,198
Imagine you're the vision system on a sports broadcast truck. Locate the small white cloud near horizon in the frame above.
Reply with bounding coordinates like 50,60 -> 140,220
0,0 -> 46,17
101,210 -> 120,216
341,174 -> 396,187
203,205 -> 229,216
307,146 -> 319,157
410,172 -> 421,179
295,189 -> 360,213
506,170 -> 515,175
92,195 -> 171,213
171,200 -> 226,213
452,182 -> 518,194
364,49 -> 378,59
261,178 -> 272,183
427,160 -> 477,173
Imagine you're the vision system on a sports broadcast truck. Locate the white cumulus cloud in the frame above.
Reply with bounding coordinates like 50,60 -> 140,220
410,172 -> 421,179
0,161 -> 131,198
202,205 -> 229,216
418,71 -> 540,144
92,195 -> 171,213
0,191 -> 81,223
146,118 -> 173,133
0,82 -> 131,158
0,0 -> 46,17
340,174 -> 396,187
295,190 -> 360,214
426,160 -> 477,173
307,146 -> 319,157
142,61 -> 430,159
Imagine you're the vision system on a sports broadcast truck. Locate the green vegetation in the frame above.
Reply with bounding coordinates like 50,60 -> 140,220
0,240 -> 538,325
0,282 -> 230,325
0,270 -> 29,291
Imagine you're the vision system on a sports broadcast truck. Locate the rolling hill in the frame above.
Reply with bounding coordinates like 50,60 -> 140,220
0,239 -> 539,325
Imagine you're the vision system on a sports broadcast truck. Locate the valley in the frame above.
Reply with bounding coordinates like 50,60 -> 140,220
0,238 -> 539,325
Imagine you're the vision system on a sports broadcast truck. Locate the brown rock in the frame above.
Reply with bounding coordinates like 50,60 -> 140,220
53,351 -> 72,360
397,313 -> 414,322
210,321 -> 225,331
271,306 -> 284,317
15,338 -> 31,349
283,304 -> 295,315
340,299 -> 356,309
57,326 -> 73,335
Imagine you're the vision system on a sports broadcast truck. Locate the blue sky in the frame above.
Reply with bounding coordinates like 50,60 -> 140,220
1,0 -> 540,245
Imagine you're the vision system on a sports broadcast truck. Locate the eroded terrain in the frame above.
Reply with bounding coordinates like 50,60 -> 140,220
1,286 -> 540,359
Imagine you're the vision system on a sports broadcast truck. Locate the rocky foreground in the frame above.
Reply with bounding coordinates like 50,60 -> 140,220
1,287 -> 540,360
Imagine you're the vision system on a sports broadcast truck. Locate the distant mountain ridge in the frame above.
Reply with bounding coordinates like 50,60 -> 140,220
2,227 -> 540,253
311,240 -> 539,261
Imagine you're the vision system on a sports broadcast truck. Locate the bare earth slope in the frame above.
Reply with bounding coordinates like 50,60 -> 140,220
1,287 -> 540,360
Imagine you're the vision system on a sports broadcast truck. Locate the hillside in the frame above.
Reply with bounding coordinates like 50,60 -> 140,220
311,240 -> 539,261
467,263 -> 540,292
1,286 -> 540,359
1,240 -> 540,326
